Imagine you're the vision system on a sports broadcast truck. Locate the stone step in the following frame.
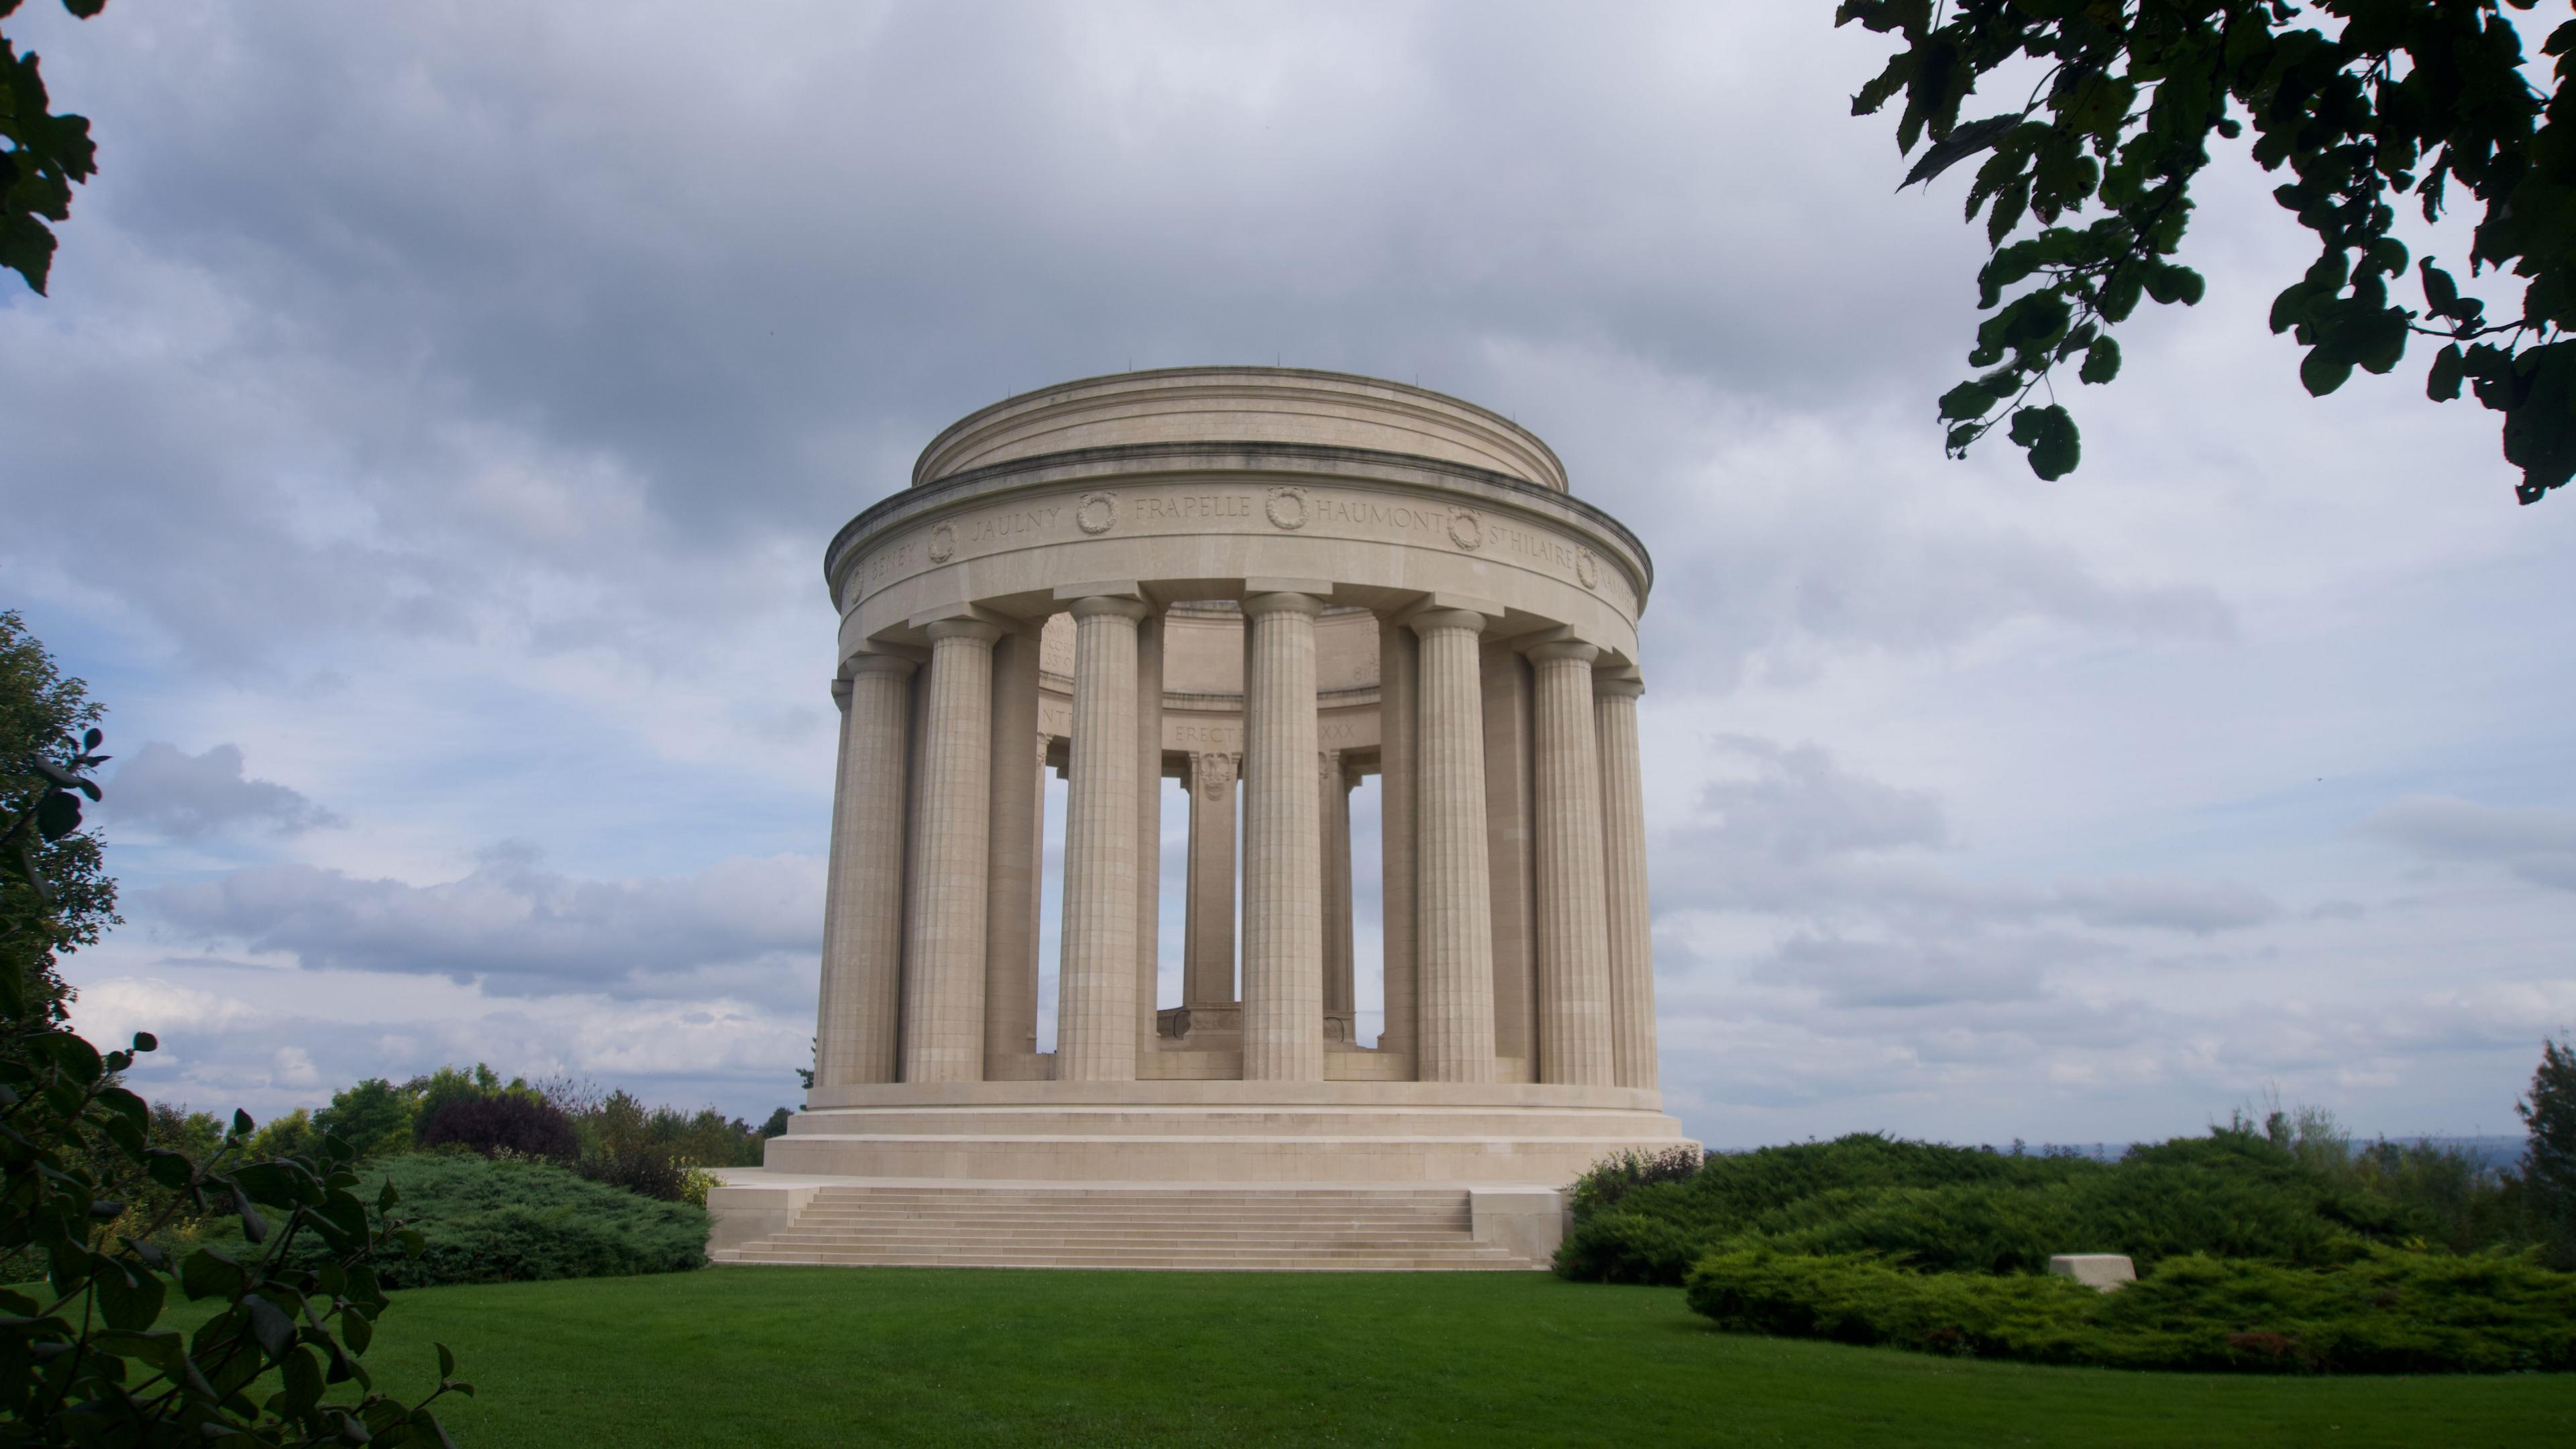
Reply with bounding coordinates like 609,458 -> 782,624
711,1250 -> 1534,1271
793,1187 -> 1470,1199
791,1203 -> 1460,1213
784,1108 -> 1654,1138
716,1180 -> 1544,1271
761,1233 -> 1485,1250
758,1131 -> 1676,1183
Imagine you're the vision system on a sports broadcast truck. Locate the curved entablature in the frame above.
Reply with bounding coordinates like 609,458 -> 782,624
912,366 -> 1570,494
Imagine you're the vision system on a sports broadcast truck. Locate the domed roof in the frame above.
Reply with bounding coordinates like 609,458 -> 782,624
913,366 -> 1568,494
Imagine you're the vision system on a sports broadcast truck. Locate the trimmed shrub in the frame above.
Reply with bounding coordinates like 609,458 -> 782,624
1558,1127 -> 2525,1287
1682,1246 -> 2576,1375
211,1152 -> 708,1288
578,1148 -> 688,1203
419,1093 -> 580,1162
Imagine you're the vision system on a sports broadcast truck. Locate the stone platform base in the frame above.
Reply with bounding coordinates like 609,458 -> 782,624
711,1081 -> 1689,1269
707,1179 -> 1567,1271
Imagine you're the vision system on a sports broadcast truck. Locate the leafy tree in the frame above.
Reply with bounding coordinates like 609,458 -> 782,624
0,0 -> 107,295
1839,0 -> 2575,503
246,1107 -> 319,1162
405,1061 -> 543,1148
2519,1033 -> 2576,1257
0,609 -> 119,1026
1,733 -> 472,1444
313,1079 -> 417,1162
419,1095 -> 580,1163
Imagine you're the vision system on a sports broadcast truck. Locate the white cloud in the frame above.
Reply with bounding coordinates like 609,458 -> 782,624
2363,795 -> 2576,893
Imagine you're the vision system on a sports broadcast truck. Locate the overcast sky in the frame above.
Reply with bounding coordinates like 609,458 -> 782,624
7,2 -> 2569,1148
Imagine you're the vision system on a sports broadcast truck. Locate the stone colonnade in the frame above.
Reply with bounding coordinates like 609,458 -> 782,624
814,589 -> 1657,1089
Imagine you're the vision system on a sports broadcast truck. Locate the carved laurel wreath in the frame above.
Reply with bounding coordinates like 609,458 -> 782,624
1447,507 -> 1483,552
1576,547 -> 1598,590
927,523 -> 957,564
1265,486 -> 1309,531
1076,491 -> 1117,535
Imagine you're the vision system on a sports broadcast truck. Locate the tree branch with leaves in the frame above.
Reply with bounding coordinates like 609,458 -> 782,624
1841,0 -> 2574,504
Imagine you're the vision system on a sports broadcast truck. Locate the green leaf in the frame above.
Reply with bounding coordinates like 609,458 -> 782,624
435,1342 -> 455,1379
2300,347 -> 2355,397
2078,337 -> 2123,386
2143,264 -> 2206,307
278,1342 -> 324,1415
2428,343 -> 2466,402
93,1257 -> 164,1331
1937,379 -> 1999,421
178,1248 -> 247,1302
2006,405 -> 2081,480
2419,259 -> 2460,316
231,1181 -> 267,1244
1901,113 -> 2021,190
241,1293 -> 295,1359
89,1328 -> 184,1374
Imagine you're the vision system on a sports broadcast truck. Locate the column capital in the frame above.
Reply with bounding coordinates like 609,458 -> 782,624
830,677 -> 853,709
1594,674 -> 1645,700
926,616 -> 1004,645
847,652 -> 918,680
1189,751 -> 1240,794
1243,590 -> 1324,619
1067,594 -> 1150,623
1523,638 -> 1601,666
1406,607 -> 1486,637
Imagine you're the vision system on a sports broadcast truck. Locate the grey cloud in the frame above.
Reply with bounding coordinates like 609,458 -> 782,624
1748,934 -> 2059,1010
1690,735 -> 1948,863
2361,795 -> 2576,893
105,743 -> 342,839
2052,876 -> 2280,934
0,1 -> 2020,678
142,848 -> 824,1000
2308,900 -> 2367,920
1657,737 -> 2277,936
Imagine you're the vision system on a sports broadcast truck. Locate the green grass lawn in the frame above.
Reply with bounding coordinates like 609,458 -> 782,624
192,1267 -> 2575,1447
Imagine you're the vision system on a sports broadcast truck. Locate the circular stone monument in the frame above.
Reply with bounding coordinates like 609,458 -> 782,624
714,368 -> 1693,1269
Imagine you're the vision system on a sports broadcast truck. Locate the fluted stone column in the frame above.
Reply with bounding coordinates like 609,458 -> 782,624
984,628 -> 1043,1070
1528,639 -> 1615,1087
900,619 -> 1000,1083
1411,608 -> 1497,1083
1320,749 -> 1354,1041
1481,643 -> 1538,1068
1377,618 -> 1420,1067
1595,674 -> 1657,1090
1056,595 -> 1148,1081
1183,751 -> 1238,1011
818,656 -> 914,1085
1241,590 -> 1324,1082
1134,610 -> 1165,1068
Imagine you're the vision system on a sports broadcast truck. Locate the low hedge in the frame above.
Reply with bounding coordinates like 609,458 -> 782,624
1559,1130 -> 2458,1287
1683,1247 -> 2576,1374
203,1152 -> 708,1288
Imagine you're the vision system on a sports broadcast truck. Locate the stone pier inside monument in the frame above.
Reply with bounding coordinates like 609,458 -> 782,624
709,367 -> 1693,1270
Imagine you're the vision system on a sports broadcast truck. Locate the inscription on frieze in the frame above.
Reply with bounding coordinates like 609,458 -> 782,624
864,483 -> 1634,609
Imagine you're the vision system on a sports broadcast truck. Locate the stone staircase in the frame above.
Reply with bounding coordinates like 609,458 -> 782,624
708,1184 -> 1543,1271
